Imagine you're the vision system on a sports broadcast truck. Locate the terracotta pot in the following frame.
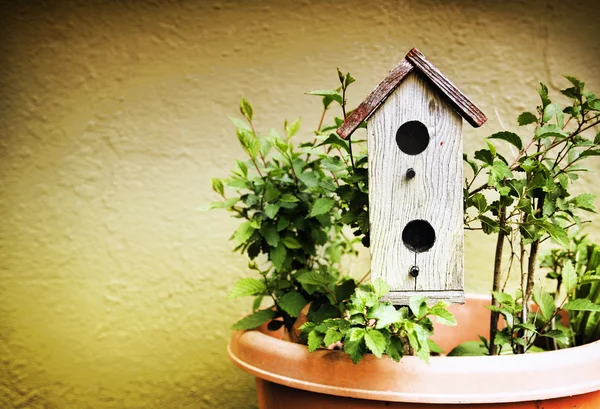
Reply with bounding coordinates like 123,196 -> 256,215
228,294 -> 600,408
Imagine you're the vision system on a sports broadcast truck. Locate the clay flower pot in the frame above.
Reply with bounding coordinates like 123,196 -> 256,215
228,294 -> 600,408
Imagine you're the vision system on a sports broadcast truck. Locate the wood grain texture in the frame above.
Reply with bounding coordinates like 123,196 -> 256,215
368,73 -> 464,298
406,48 -> 487,128
382,290 -> 465,305
337,58 -> 413,140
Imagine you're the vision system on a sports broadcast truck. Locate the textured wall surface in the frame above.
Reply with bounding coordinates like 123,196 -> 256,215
1,1 -> 599,408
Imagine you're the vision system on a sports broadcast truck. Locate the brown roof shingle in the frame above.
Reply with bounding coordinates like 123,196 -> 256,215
336,48 -> 487,140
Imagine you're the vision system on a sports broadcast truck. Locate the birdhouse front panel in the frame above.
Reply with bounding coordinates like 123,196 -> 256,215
367,72 -> 464,304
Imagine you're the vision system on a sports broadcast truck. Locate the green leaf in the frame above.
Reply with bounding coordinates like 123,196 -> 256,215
595,132 -> 600,145
372,278 -> 390,299
471,193 -> 488,213
270,244 -> 287,271
427,339 -> 444,354
261,224 -> 280,247
488,131 -> 523,150
228,278 -> 267,299
364,329 -> 387,358
572,193 -> 596,212
543,103 -> 557,123
518,112 -> 538,126
229,116 -> 252,131
536,124 -> 569,139
385,337 -> 404,362
232,221 -> 256,247
285,117 -> 301,138
296,271 -> 335,286
564,76 -> 584,91
316,133 -> 350,153
211,178 -> 224,196
278,290 -> 308,317
280,194 -> 299,203
344,328 -> 366,364
479,215 -> 500,234
282,236 -> 302,249
324,328 -> 344,346
232,309 -> 276,330
532,287 -> 556,321
541,329 -> 569,345
310,197 -> 335,217
306,89 -> 343,105
264,203 -> 280,219
538,82 -> 551,108
562,261 -> 577,294
409,296 -> 427,319
474,149 -> 494,166
369,303 -> 402,329
491,160 -> 513,181
562,299 -> 600,312
307,330 -> 324,352
240,98 -> 253,121
447,341 -> 488,356
429,302 -> 457,326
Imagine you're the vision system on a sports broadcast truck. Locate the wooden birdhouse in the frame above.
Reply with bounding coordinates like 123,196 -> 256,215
337,48 -> 487,305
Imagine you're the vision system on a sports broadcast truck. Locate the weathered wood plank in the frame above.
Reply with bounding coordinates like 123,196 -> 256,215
337,58 -> 413,140
368,73 -> 464,298
382,290 -> 465,305
406,48 -> 487,128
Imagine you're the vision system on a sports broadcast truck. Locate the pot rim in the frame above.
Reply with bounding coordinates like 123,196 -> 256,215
228,294 -> 600,404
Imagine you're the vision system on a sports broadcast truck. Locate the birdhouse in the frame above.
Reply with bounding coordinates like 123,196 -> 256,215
337,48 -> 487,305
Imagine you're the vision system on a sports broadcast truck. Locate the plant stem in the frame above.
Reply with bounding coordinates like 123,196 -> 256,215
489,206 -> 507,355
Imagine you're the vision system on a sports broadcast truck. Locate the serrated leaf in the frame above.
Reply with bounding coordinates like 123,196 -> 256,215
261,224 -> 280,247
518,112 -> 538,126
573,193 -> 596,212
296,271 -> 335,286
232,221 -> 255,247
270,244 -> 286,272
562,299 -> 600,312
278,290 -> 308,317
385,337 -> 404,362
232,309 -> 276,330
240,98 -> 253,121
324,328 -> 344,346
264,203 -> 280,219
344,328 -> 366,364
541,329 -> 569,345
364,329 -> 387,358
479,215 -> 500,234
536,124 -> 569,139
280,193 -> 299,203
532,287 -> 556,321
562,261 -> 577,294
564,75 -> 584,91
488,131 -> 523,150
430,302 -> 457,326
282,236 -> 302,249
307,330 -> 324,352
474,149 -> 493,166
369,303 -> 402,329
372,278 -> 390,299
310,197 -> 335,217
228,278 -> 266,299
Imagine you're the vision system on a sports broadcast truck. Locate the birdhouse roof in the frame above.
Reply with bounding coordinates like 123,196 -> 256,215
337,48 -> 487,140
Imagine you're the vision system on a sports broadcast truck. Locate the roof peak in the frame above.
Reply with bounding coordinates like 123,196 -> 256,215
337,48 -> 487,140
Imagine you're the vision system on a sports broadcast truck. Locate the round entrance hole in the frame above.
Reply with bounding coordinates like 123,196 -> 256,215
401,219 -> 436,253
395,120 -> 429,155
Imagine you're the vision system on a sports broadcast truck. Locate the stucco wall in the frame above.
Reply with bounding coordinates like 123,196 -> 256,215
1,1 -> 599,408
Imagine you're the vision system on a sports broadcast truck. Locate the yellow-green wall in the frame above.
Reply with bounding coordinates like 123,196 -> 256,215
1,1 -> 599,408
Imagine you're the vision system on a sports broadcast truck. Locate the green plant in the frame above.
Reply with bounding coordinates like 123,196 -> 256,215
541,235 -> 600,346
462,76 -> 600,355
212,70 -> 454,363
